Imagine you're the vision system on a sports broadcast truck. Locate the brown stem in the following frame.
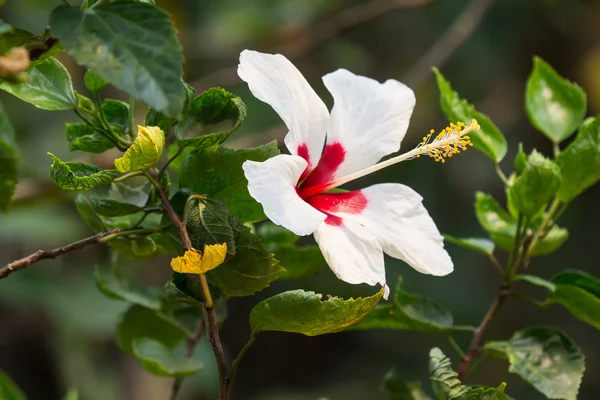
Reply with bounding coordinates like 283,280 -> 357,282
170,321 -> 206,400
0,228 -> 121,280
457,288 -> 507,380
148,171 -> 230,399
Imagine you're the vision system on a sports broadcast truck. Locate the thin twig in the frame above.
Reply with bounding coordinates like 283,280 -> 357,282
403,0 -> 497,87
147,170 -> 230,399
170,321 -> 207,400
229,334 -> 257,382
0,228 -> 121,280
192,0 -> 434,90
457,287 -> 507,379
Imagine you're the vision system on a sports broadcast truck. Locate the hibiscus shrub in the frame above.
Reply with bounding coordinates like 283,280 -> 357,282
0,2 -> 597,400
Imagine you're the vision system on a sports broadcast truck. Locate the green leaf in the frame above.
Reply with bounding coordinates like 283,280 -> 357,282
84,69 -> 108,93
510,150 -> 561,216
548,270 -> 600,329
429,348 -> 511,400
272,245 -> 325,280
0,102 -> 17,212
250,288 -> 384,336
165,272 -> 205,305
555,116 -> 600,202
433,68 -> 507,162
525,57 -> 586,142
51,2 -> 184,117
62,389 -> 79,400
530,225 -> 568,256
257,223 -> 325,279
208,214 -> 284,296
256,223 -> 298,246
177,88 -> 247,149
0,27 -> 35,55
95,266 -> 163,310
102,99 -> 129,134
66,123 -> 114,153
131,236 -> 157,257
179,141 -> 280,222
49,153 -> 117,191
114,126 -> 164,172
184,194 -> 236,257
552,270 -> 600,296
514,143 -> 527,175
382,369 -> 432,400
514,274 -> 556,291
485,327 -> 584,400
145,80 -> 195,133
89,198 -> 143,217
0,371 -> 25,400
354,277 -> 453,332
0,57 -> 76,110
443,235 -> 494,255
474,192 -> 516,251
116,305 -> 188,355
75,193 -> 105,232
132,338 -> 203,377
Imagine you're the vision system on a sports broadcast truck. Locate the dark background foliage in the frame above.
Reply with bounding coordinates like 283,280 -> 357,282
0,0 -> 598,399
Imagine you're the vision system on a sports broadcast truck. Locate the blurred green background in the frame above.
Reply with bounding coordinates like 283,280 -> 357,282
1,0 -> 599,399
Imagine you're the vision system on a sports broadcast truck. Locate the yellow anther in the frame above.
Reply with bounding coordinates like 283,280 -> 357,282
418,119 -> 478,163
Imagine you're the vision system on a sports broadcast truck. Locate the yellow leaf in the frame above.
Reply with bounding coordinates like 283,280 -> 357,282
170,243 -> 228,274
114,125 -> 165,172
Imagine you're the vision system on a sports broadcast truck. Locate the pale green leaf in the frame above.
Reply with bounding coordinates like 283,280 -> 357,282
444,235 -> 494,255
132,338 -> 203,377
84,69 -> 108,93
0,57 -> 76,110
485,327 -> 584,400
510,150 -> 561,216
114,126 -> 164,172
555,116 -> 600,202
525,57 -> 586,142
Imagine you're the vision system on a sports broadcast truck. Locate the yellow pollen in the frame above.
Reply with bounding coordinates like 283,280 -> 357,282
418,119 -> 479,163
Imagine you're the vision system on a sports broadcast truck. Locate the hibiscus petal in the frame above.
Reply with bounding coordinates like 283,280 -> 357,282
238,50 -> 329,170
309,69 -> 415,184
242,155 -> 326,236
314,218 -> 388,299
336,183 -> 453,276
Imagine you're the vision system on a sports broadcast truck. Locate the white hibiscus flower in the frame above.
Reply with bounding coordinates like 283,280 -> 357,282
239,50 -> 479,299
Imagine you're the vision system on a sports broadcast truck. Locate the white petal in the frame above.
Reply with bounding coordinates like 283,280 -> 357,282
339,183 -> 453,276
242,155 -> 326,236
314,218 -> 388,299
322,69 -> 416,179
238,50 -> 329,169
